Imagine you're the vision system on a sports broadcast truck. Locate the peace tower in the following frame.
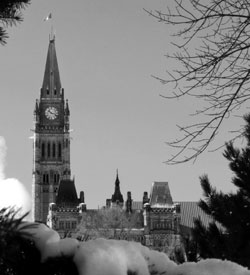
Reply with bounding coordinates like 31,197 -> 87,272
32,36 -> 71,223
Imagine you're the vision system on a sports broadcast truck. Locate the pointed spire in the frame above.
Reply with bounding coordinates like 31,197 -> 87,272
41,36 -> 62,98
65,99 -> 70,115
34,99 -> 39,114
115,168 -> 120,186
111,169 -> 124,204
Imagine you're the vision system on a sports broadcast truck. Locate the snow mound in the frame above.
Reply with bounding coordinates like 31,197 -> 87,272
27,223 -> 250,275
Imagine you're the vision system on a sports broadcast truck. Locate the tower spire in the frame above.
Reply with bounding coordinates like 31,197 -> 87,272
115,168 -> 119,186
41,36 -> 61,98
111,169 -> 124,206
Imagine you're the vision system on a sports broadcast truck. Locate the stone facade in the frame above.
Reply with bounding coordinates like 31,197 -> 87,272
33,37 -> 214,257
32,36 -> 81,223
141,182 -> 182,255
47,179 -> 85,237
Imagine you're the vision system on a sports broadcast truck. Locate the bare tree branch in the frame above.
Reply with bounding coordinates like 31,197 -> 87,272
145,0 -> 250,164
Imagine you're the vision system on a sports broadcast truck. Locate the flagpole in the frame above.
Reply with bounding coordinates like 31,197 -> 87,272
44,13 -> 54,40
50,24 -> 54,41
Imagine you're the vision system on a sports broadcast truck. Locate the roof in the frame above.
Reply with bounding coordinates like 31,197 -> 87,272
176,201 -> 210,228
56,179 -> 79,206
149,182 -> 173,208
41,37 -> 62,96
111,170 -> 124,203
130,199 -> 220,230
176,201 -> 223,229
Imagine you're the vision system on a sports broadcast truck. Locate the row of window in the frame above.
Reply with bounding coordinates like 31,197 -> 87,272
152,221 -> 174,230
41,142 -> 62,159
46,88 -> 58,96
42,172 -> 60,184
41,139 -> 69,159
59,220 -> 77,230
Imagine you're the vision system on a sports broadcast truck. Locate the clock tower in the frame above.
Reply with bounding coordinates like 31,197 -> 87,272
32,36 -> 71,223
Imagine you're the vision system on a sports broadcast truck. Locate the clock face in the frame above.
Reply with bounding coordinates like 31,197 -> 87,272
45,106 -> 58,120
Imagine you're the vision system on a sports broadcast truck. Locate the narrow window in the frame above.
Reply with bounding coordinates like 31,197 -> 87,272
66,221 -> 70,230
58,142 -> 62,158
57,174 -> 60,183
52,143 -> 56,158
46,174 -> 49,184
72,221 -> 77,229
42,143 -> 45,158
59,221 -> 64,229
43,174 -> 46,183
48,142 -> 51,158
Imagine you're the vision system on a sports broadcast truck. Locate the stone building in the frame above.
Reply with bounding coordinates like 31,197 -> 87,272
47,179 -> 86,236
32,35 -> 84,224
143,182 -> 181,254
106,170 -> 124,208
33,36 -> 215,255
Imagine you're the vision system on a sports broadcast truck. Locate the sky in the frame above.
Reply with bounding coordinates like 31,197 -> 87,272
0,0 -> 239,210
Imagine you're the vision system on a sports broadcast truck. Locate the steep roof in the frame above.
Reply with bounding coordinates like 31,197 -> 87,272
149,182 -> 173,208
41,36 -> 62,96
177,201 -> 223,230
111,170 -> 124,203
56,179 -> 79,206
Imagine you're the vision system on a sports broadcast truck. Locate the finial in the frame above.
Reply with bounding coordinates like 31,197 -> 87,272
49,25 -> 55,42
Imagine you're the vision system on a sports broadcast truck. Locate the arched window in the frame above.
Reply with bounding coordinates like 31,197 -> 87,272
48,142 -> 51,158
42,143 -> 45,158
58,142 -> 62,158
52,143 -> 56,158
54,174 -> 57,183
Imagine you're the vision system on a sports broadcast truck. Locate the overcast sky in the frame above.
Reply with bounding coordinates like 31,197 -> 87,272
0,0 -> 238,209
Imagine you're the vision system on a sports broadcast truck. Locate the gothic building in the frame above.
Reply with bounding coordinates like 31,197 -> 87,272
32,37 -> 215,256
106,170 -> 124,208
32,36 -> 83,223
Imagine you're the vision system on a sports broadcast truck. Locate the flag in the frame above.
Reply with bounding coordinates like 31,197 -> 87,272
44,13 -> 52,22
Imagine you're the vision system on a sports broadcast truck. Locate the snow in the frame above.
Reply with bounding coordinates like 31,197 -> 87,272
24,223 -> 250,275
0,137 -> 31,219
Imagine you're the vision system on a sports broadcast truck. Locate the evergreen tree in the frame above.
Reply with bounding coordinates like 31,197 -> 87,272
191,114 -> 250,268
0,208 -> 40,275
0,207 -> 80,275
0,0 -> 30,45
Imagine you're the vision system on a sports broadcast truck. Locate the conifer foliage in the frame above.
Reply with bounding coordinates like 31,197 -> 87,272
192,114 -> 250,268
0,208 -> 40,275
0,0 -> 30,45
0,208 -> 79,275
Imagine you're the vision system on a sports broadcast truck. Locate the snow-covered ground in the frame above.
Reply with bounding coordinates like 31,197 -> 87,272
25,223 -> 250,275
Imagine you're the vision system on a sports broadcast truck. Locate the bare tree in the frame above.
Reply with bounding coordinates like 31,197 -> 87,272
76,208 -> 142,241
145,0 -> 250,164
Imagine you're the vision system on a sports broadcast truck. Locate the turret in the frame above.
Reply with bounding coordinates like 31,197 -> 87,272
33,99 -> 40,125
126,191 -> 132,213
79,191 -> 85,203
111,169 -> 124,207
143,191 -> 149,205
64,99 -> 70,132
